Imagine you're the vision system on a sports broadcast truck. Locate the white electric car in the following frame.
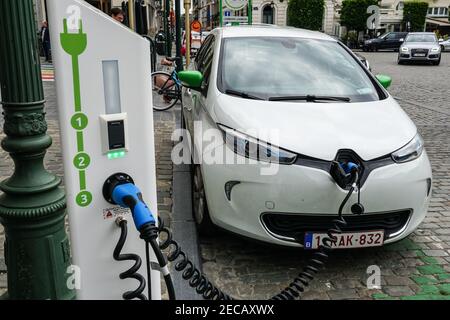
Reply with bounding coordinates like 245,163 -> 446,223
179,26 -> 432,248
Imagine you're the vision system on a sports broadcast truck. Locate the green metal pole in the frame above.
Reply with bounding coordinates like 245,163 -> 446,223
175,0 -> 183,71
248,0 -> 252,25
220,0 -> 223,27
164,0 -> 172,55
0,0 -> 75,300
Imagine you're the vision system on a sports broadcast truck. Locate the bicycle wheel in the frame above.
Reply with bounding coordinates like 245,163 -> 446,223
152,71 -> 181,111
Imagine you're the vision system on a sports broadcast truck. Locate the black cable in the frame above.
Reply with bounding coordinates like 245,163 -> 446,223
113,219 -> 147,300
271,174 -> 357,300
149,237 -> 177,300
123,170 -> 359,300
139,224 -> 177,300
145,241 -> 152,300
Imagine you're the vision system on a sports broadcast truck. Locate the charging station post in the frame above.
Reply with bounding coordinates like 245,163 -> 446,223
47,0 -> 161,299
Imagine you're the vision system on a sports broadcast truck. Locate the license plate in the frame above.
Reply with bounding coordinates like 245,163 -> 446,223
304,230 -> 384,249
414,53 -> 426,57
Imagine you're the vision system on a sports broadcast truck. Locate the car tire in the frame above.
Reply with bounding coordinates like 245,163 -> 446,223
397,57 -> 404,65
192,165 -> 216,236
434,57 -> 441,66
441,45 -> 445,52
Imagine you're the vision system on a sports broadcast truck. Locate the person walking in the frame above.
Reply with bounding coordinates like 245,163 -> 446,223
40,21 -> 51,62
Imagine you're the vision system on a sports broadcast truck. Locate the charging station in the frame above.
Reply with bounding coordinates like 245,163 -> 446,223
47,0 -> 160,299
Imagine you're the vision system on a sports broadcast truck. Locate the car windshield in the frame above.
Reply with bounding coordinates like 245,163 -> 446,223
406,34 -> 437,43
219,37 -> 380,102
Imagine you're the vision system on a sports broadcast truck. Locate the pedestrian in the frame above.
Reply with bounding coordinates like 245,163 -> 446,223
40,21 -> 51,62
110,8 -> 125,23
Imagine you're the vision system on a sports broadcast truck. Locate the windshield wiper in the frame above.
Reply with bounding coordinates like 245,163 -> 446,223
225,89 -> 265,100
268,95 -> 351,102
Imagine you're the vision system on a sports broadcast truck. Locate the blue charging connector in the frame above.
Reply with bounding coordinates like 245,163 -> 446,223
340,161 -> 359,174
111,183 -> 156,230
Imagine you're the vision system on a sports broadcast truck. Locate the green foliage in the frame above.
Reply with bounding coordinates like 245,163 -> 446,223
403,1 -> 429,32
287,0 -> 325,31
340,0 -> 379,32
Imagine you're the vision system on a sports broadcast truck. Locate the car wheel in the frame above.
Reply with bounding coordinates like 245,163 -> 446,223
434,57 -> 441,66
192,165 -> 216,235
441,45 -> 445,52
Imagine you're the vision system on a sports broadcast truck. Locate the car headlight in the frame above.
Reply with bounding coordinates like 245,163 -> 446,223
392,134 -> 424,163
431,47 -> 440,52
218,124 -> 297,164
401,47 -> 409,52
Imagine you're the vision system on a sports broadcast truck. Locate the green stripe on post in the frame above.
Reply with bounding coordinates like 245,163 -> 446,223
79,170 -> 86,190
77,131 -> 84,152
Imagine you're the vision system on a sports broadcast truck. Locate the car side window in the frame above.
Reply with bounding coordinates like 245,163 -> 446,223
386,33 -> 396,40
196,36 -> 215,96
195,35 -> 213,69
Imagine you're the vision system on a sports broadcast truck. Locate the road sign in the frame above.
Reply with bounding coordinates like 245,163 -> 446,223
224,0 -> 248,11
191,20 -> 201,32
223,16 -> 249,23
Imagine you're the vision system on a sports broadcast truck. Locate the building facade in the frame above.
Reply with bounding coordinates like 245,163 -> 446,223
34,0 -> 163,35
193,0 -> 289,29
324,0 -> 450,37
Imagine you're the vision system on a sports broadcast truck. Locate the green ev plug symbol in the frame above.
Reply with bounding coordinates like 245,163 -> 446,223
61,18 -> 87,56
60,18 -> 92,207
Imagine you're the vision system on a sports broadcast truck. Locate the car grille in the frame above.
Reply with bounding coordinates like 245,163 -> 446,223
411,48 -> 429,56
261,210 -> 412,243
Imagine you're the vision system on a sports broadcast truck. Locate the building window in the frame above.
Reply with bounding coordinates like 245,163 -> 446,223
262,5 -> 274,24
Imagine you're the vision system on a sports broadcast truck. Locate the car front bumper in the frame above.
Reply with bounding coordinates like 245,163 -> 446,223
399,52 -> 441,61
201,146 -> 433,247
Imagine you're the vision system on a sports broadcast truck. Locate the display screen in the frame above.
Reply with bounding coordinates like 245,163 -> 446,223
107,120 -> 125,150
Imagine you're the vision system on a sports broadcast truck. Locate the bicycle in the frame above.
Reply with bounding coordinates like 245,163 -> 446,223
152,57 -> 182,111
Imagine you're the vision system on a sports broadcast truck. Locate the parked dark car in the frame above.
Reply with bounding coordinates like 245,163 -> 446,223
363,32 -> 408,52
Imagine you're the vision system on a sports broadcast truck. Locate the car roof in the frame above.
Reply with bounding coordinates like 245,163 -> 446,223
407,32 -> 436,35
216,25 -> 336,41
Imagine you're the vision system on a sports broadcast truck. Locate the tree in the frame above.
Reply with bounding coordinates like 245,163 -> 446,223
287,0 -> 325,31
340,0 -> 379,33
402,1 -> 429,32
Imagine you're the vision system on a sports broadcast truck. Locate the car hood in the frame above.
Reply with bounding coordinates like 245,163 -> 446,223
212,94 -> 417,161
403,42 -> 439,49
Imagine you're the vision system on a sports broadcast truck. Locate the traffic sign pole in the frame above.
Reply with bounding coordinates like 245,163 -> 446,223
220,0 -> 223,27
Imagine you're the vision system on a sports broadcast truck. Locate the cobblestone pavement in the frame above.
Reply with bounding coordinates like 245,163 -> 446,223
0,78 -> 177,297
198,52 -> 450,300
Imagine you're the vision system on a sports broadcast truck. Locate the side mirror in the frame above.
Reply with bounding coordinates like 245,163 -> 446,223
178,71 -> 203,90
375,74 -> 392,89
